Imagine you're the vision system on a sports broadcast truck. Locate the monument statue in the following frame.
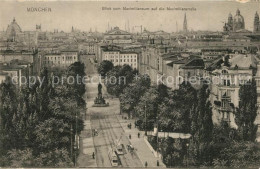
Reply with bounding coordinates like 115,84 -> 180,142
98,83 -> 102,95
93,83 -> 109,107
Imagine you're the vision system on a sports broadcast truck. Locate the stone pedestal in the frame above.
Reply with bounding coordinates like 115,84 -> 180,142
92,93 -> 109,107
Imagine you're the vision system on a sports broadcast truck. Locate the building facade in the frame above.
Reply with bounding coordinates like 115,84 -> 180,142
104,27 -> 132,44
207,54 -> 260,128
102,49 -> 138,70
42,51 -> 78,68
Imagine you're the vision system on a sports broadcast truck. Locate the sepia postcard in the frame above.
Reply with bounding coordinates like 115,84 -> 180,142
1,0 -> 260,168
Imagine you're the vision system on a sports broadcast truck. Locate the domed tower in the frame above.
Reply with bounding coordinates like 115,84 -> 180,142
233,9 -> 245,31
6,17 -> 22,41
254,12 -> 260,32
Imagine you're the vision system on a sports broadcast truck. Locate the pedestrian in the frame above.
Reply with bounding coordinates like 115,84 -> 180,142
92,152 -> 95,159
129,134 -> 131,139
129,123 -> 132,129
138,132 -> 140,138
145,161 -> 148,168
157,160 -> 159,166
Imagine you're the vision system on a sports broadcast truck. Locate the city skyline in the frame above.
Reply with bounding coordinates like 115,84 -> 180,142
0,1 -> 260,33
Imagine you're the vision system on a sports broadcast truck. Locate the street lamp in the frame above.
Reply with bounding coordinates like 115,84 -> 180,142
186,143 -> 189,167
130,101 -> 133,119
120,102 -> 122,115
70,124 -> 73,159
74,141 -> 77,167
74,112 -> 78,167
144,102 -> 147,136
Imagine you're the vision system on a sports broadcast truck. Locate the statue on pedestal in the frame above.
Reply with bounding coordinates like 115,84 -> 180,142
93,83 -> 109,107
98,83 -> 102,95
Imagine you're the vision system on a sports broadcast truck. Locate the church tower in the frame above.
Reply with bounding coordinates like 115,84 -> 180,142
254,12 -> 259,32
183,13 -> 188,33
228,13 -> 233,26
35,24 -> 41,46
233,9 -> 245,31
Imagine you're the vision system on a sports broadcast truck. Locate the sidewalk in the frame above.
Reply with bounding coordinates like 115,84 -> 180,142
77,113 -> 97,167
116,113 -> 166,168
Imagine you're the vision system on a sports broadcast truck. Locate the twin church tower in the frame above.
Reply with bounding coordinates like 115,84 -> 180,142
223,9 -> 260,33
254,11 -> 260,32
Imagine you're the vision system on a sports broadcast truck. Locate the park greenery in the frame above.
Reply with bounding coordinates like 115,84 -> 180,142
105,63 -> 260,168
97,60 -> 114,77
0,62 -> 86,167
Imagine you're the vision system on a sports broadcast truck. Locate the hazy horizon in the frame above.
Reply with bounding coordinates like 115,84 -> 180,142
0,1 -> 259,33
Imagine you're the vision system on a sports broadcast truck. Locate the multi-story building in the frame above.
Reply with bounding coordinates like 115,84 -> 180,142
42,50 -> 78,69
102,48 -> 138,70
136,29 -> 171,45
104,27 -> 132,44
0,49 -> 35,64
201,49 -> 230,60
0,60 -> 33,87
140,45 -> 185,84
206,54 -> 260,128
78,42 -> 97,55
160,54 -> 204,90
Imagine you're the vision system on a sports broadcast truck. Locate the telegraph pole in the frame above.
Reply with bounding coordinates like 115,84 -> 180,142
70,124 -> 73,159
145,102 -> 147,136
74,112 -> 78,167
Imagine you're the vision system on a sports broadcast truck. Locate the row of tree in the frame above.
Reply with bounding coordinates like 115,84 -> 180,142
99,61 -> 260,168
0,62 -> 86,167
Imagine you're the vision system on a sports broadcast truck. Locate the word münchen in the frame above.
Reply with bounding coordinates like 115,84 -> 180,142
27,7 -> 52,12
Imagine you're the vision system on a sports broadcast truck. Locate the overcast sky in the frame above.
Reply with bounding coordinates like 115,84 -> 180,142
0,1 -> 259,33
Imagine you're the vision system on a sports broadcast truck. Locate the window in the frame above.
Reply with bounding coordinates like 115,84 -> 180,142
222,70 -> 228,74
227,80 -> 230,86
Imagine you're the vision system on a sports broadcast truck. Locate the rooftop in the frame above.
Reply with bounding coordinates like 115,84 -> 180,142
181,58 -> 205,69
229,54 -> 257,69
